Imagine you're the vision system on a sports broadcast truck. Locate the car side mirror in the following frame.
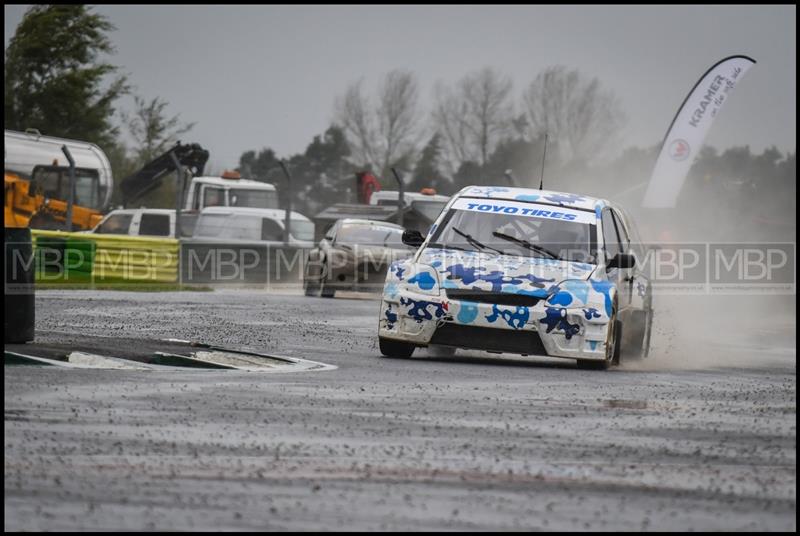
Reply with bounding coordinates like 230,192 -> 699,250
607,252 -> 636,270
402,229 -> 425,247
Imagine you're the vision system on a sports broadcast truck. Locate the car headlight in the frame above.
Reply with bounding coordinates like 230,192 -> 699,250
401,263 -> 441,296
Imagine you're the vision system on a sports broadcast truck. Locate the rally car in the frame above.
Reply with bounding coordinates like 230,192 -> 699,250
304,219 -> 416,297
377,186 -> 653,369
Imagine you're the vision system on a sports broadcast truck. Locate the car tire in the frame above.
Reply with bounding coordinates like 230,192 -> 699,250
303,277 -> 320,297
379,337 -> 415,358
319,259 -> 335,298
611,319 -> 623,366
320,281 -> 335,298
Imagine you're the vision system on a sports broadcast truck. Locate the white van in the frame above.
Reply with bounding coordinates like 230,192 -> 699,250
192,206 -> 314,247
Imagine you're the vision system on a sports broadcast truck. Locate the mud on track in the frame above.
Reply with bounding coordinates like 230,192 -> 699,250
4,289 -> 796,531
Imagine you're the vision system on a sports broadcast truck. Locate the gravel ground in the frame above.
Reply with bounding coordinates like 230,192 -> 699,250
4,289 -> 796,531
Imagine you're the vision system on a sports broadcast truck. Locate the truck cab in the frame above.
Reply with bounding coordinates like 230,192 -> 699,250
184,171 -> 279,212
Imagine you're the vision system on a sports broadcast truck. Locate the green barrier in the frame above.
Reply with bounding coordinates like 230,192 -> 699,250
64,238 -> 96,274
34,235 -> 66,274
30,230 -> 179,285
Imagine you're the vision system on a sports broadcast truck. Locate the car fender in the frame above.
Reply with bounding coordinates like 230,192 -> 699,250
545,279 -> 616,317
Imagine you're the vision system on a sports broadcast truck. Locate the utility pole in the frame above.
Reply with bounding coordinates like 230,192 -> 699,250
391,167 -> 405,228
170,151 -> 185,238
61,146 -> 75,232
279,160 -> 293,246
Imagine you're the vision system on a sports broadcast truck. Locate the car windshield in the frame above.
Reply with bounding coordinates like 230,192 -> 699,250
95,213 -> 133,235
229,189 -> 279,209
428,198 -> 598,264
337,223 -> 409,248
289,219 -> 314,242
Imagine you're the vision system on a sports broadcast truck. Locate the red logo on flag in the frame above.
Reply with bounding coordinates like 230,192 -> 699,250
669,139 -> 690,162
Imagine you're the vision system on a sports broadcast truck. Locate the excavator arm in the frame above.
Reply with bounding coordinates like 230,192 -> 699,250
120,142 -> 209,207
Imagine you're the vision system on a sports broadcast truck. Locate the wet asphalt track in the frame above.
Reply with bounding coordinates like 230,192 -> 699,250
4,289 -> 797,531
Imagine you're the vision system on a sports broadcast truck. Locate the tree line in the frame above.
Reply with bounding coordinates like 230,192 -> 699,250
5,5 -> 795,240
5,5 -> 194,208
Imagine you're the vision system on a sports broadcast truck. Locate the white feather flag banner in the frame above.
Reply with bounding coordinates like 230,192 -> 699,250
642,55 -> 756,208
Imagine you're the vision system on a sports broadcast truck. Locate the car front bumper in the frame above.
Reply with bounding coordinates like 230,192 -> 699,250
379,288 -> 611,361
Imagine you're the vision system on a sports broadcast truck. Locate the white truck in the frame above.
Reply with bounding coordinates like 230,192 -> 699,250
183,172 -> 278,211
117,143 -> 282,236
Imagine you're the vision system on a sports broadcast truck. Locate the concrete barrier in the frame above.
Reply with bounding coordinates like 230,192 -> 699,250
180,239 -> 309,287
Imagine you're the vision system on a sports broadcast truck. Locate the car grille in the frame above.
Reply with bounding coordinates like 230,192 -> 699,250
445,288 -> 543,307
430,323 -> 547,355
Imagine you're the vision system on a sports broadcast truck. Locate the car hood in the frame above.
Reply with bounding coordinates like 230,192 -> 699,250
416,247 -> 596,296
335,244 -> 415,263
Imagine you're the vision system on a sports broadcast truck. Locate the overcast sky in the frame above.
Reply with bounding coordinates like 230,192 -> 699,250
4,5 -> 796,170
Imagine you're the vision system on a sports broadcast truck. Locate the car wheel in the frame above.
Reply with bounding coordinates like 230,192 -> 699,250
577,306 -> 619,370
379,337 -> 415,358
319,259 -> 335,298
303,276 -> 319,297
320,281 -> 335,298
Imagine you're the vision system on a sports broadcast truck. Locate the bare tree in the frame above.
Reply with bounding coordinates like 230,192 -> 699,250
432,67 -> 514,175
522,66 -> 626,162
124,95 -> 195,164
335,70 -> 422,177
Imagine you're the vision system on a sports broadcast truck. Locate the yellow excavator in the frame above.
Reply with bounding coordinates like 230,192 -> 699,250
4,170 -> 105,230
5,129 -> 211,232
4,129 -> 113,231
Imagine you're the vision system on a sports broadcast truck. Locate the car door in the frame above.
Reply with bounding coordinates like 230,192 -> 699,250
601,207 -> 630,313
613,207 -> 650,313
610,208 -> 635,313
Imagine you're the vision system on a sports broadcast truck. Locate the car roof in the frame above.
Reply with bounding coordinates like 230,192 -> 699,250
199,205 -> 310,222
455,185 -> 608,212
105,208 -> 175,215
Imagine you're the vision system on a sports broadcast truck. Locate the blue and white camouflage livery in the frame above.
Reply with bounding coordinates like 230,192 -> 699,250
378,185 -> 653,367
